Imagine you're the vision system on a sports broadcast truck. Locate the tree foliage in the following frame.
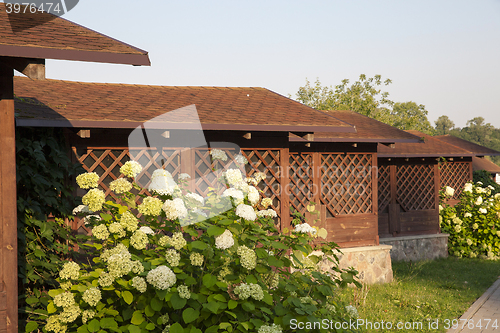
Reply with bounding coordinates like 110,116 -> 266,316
434,115 -> 455,135
295,75 -> 434,134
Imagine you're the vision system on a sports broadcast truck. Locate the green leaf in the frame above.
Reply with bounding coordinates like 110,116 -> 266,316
242,301 -> 255,311
122,290 -> 134,305
170,323 -> 184,333
228,299 -> 238,309
100,213 -> 113,221
270,241 -> 288,250
131,311 -> 145,325
268,256 -> 284,268
203,301 -> 220,314
207,226 -> 225,237
77,325 -> 89,333
170,293 -> 187,310
88,319 -> 100,333
100,318 -> 118,329
145,323 -> 156,331
212,294 -> 226,302
145,305 -> 155,317
47,302 -> 57,314
25,297 -> 39,305
150,297 -> 163,311
25,321 -> 39,333
182,308 -> 200,324
128,325 -> 141,333
219,323 -> 232,330
191,241 -> 208,250
202,274 -> 217,288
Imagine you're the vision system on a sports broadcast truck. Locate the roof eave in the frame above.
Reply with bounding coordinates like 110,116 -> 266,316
378,153 -> 474,158
0,45 -> 150,66
290,137 -> 422,143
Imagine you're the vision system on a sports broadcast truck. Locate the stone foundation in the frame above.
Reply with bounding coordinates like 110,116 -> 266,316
314,245 -> 393,284
379,233 -> 449,262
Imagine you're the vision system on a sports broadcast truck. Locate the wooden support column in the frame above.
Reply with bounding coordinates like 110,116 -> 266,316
180,149 -> 195,192
434,164 -> 440,210
312,152 -> 321,205
388,164 -> 400,235
371,154 -> 379,244
0,65 -> 17,333
279,148 -> 290,232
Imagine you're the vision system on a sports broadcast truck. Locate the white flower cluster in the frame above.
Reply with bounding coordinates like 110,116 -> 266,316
444,186 -> 455,197
82,188 -> 106,212
82,287 -> 101,307
130,229 -> 149,250
345,305 -> 359,318
261,198 -> 273,209
148,169 -> 177,196
475,197 -> 483,205
258,324 -> 282,333
185,193 -> 204,206
132,276 -> 147,293
236,204 -> 257,221
109,178 -> 132,194
177,285 -> 191,299
237,245 -> 257,270
233,283 -> 264,301
293,223 -> 317,234
464,183 -> 473,193
162,198 -> 188,220
165,249 -> 181,267
178,173 -> 191,181
59,262 -> 80,280
92,224 -> 109,240
120,161 -> 142,178
224,169 -> 243,186
120,211 -> 138,232
82,310 -> 96,324
256,209 -> 277,218
210,149 -> 228,161
54,292 -> 75,308
234,154 -> 248,164
72,204 -> 92,215
146,265 -> 176,290
247,186 -> 260,205
138,197 -> 163,216
76,172 -> 99,189
170,232 -> 187,250
222,188 -> 245,205
215,229 -> 234,250
190,252 -> 204,266
139,226 -> 155,235
479,208 -> 488,214
109,222 -> 127,237
82,214 -> 101,226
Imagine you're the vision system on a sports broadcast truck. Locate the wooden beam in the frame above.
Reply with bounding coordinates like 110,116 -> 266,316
290,132 -> 314,141
0,56 -> 45,80
242,133 -> 251,140
77,130 -> 90,138
0,65 -> 18,333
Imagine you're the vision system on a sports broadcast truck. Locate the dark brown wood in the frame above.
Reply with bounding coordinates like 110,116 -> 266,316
434,164 -> 440,210
390,165 -> 397,205
0,56 -> 45,80
0,65 -> 17,333
280,148 -> 290,232
325,214 -> 378,245
372,154 -> 378,216
312,152 -> 321,205
388,203 -> 400,235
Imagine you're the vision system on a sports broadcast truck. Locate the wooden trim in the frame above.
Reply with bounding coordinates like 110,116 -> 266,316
312,152 -> 321,206
0,65 -> 17,333
390,165 -> 397,205
280,148 -> 290,232
434,164 -> 440,210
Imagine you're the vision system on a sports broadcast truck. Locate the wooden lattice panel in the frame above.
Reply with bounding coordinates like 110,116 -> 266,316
396,164 -> 435,211
289,153 -> 314,214
440,162 -> 471,200
242,150 -> 281,221
320,154 -> 373,215
378,165 -> 391,213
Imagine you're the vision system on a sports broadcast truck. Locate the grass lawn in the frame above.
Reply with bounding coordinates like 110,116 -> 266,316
339,257 -> 500,332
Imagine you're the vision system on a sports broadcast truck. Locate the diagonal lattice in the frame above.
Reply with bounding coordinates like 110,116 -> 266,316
440,162 -> 470,200
289,153 -> 314,215
320,154 -> 373,215
396,164 -> 435,211
378,165 -> 391,213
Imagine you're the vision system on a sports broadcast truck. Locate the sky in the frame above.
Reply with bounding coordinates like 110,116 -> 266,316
28,0 -> 500,128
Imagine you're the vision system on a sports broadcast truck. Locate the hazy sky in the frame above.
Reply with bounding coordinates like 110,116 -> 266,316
37,0 -> 500,128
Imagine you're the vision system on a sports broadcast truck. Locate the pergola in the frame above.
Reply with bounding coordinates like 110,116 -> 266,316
0,5 -> 149,332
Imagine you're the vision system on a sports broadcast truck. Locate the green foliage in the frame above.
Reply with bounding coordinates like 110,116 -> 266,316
16,127 -> 84,329
295,76 -> 434,133
41,161 -> 360,333
434,115 -> 455,136
473,170 -> 500,194
440,182 -> 500,259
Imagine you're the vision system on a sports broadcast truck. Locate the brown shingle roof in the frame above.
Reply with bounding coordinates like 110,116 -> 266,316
435,135 -> 500,156
289,110 -> 421,143
473,156 -> 500,173
13,77 -> 355,132
378,130 -> 473,157
0,3 -> 150,65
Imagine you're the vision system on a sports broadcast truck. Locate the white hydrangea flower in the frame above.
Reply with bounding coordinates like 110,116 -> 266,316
82,287 -> 101,307
479,208 -> 488,214
82,214 -> 102,225
464,212 -> 472,218
345,305 -> 359,318
185,193 -> 204,205
222,188 -> 244,205
109,178 -> 133,194
92,224 -> 109,240
224,169 -> 243,186
247,186 -> 260,205
130,230 -> 149,250
139,226 -> 155,235
72,205 -> 92,215
233,283 -> 264,301
261,198 -> 273,209
444,186 -> 455,197
146,266 -> 176,290
237,245 -> 257,270
235,204 -> 257,221
108,222 -> 126,237
258,324 -> 282,333
464,183 -> 473,193
210,149 -> 227,161
475,196 -> 483,205
76,172 -> 99,190
293,223 -> 317,234
148,169 -> 177,196
234,154 -> 248,165
131,276 -> 147,293
162,198 -> 188,220
256,209 -> 277,218
215,229 -> 234,250
178,173 -> 191,181
120,161 -> 142,178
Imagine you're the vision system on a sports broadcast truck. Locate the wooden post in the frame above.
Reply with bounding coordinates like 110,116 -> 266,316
0,65 -> 17,333
280,148 -> 290,232
388,164 -> 400,235
371,154 -> 379,244
312,152 -> 321,206
434,164 -> 440,210
180,149 -> 195,192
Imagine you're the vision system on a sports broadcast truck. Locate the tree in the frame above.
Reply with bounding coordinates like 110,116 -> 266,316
434,115 -> 455,135
295,75 -> 435,133
384,101 -> 434,135
296,75 -> 394,118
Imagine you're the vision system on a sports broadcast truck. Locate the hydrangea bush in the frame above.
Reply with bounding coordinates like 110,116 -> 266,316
43,153 -> 360,333
440,183 -> 500,259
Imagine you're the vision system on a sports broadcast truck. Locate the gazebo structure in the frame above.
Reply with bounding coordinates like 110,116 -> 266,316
0,6 -> 150,332
377,131 -> 475,261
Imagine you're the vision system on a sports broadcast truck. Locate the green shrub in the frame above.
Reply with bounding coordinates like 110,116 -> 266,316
473,170 -> 500,194
40,152 -> 360,333
440,182 -> 500,259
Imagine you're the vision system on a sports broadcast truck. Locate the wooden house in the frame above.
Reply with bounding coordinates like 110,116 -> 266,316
0,5 -> 150,332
